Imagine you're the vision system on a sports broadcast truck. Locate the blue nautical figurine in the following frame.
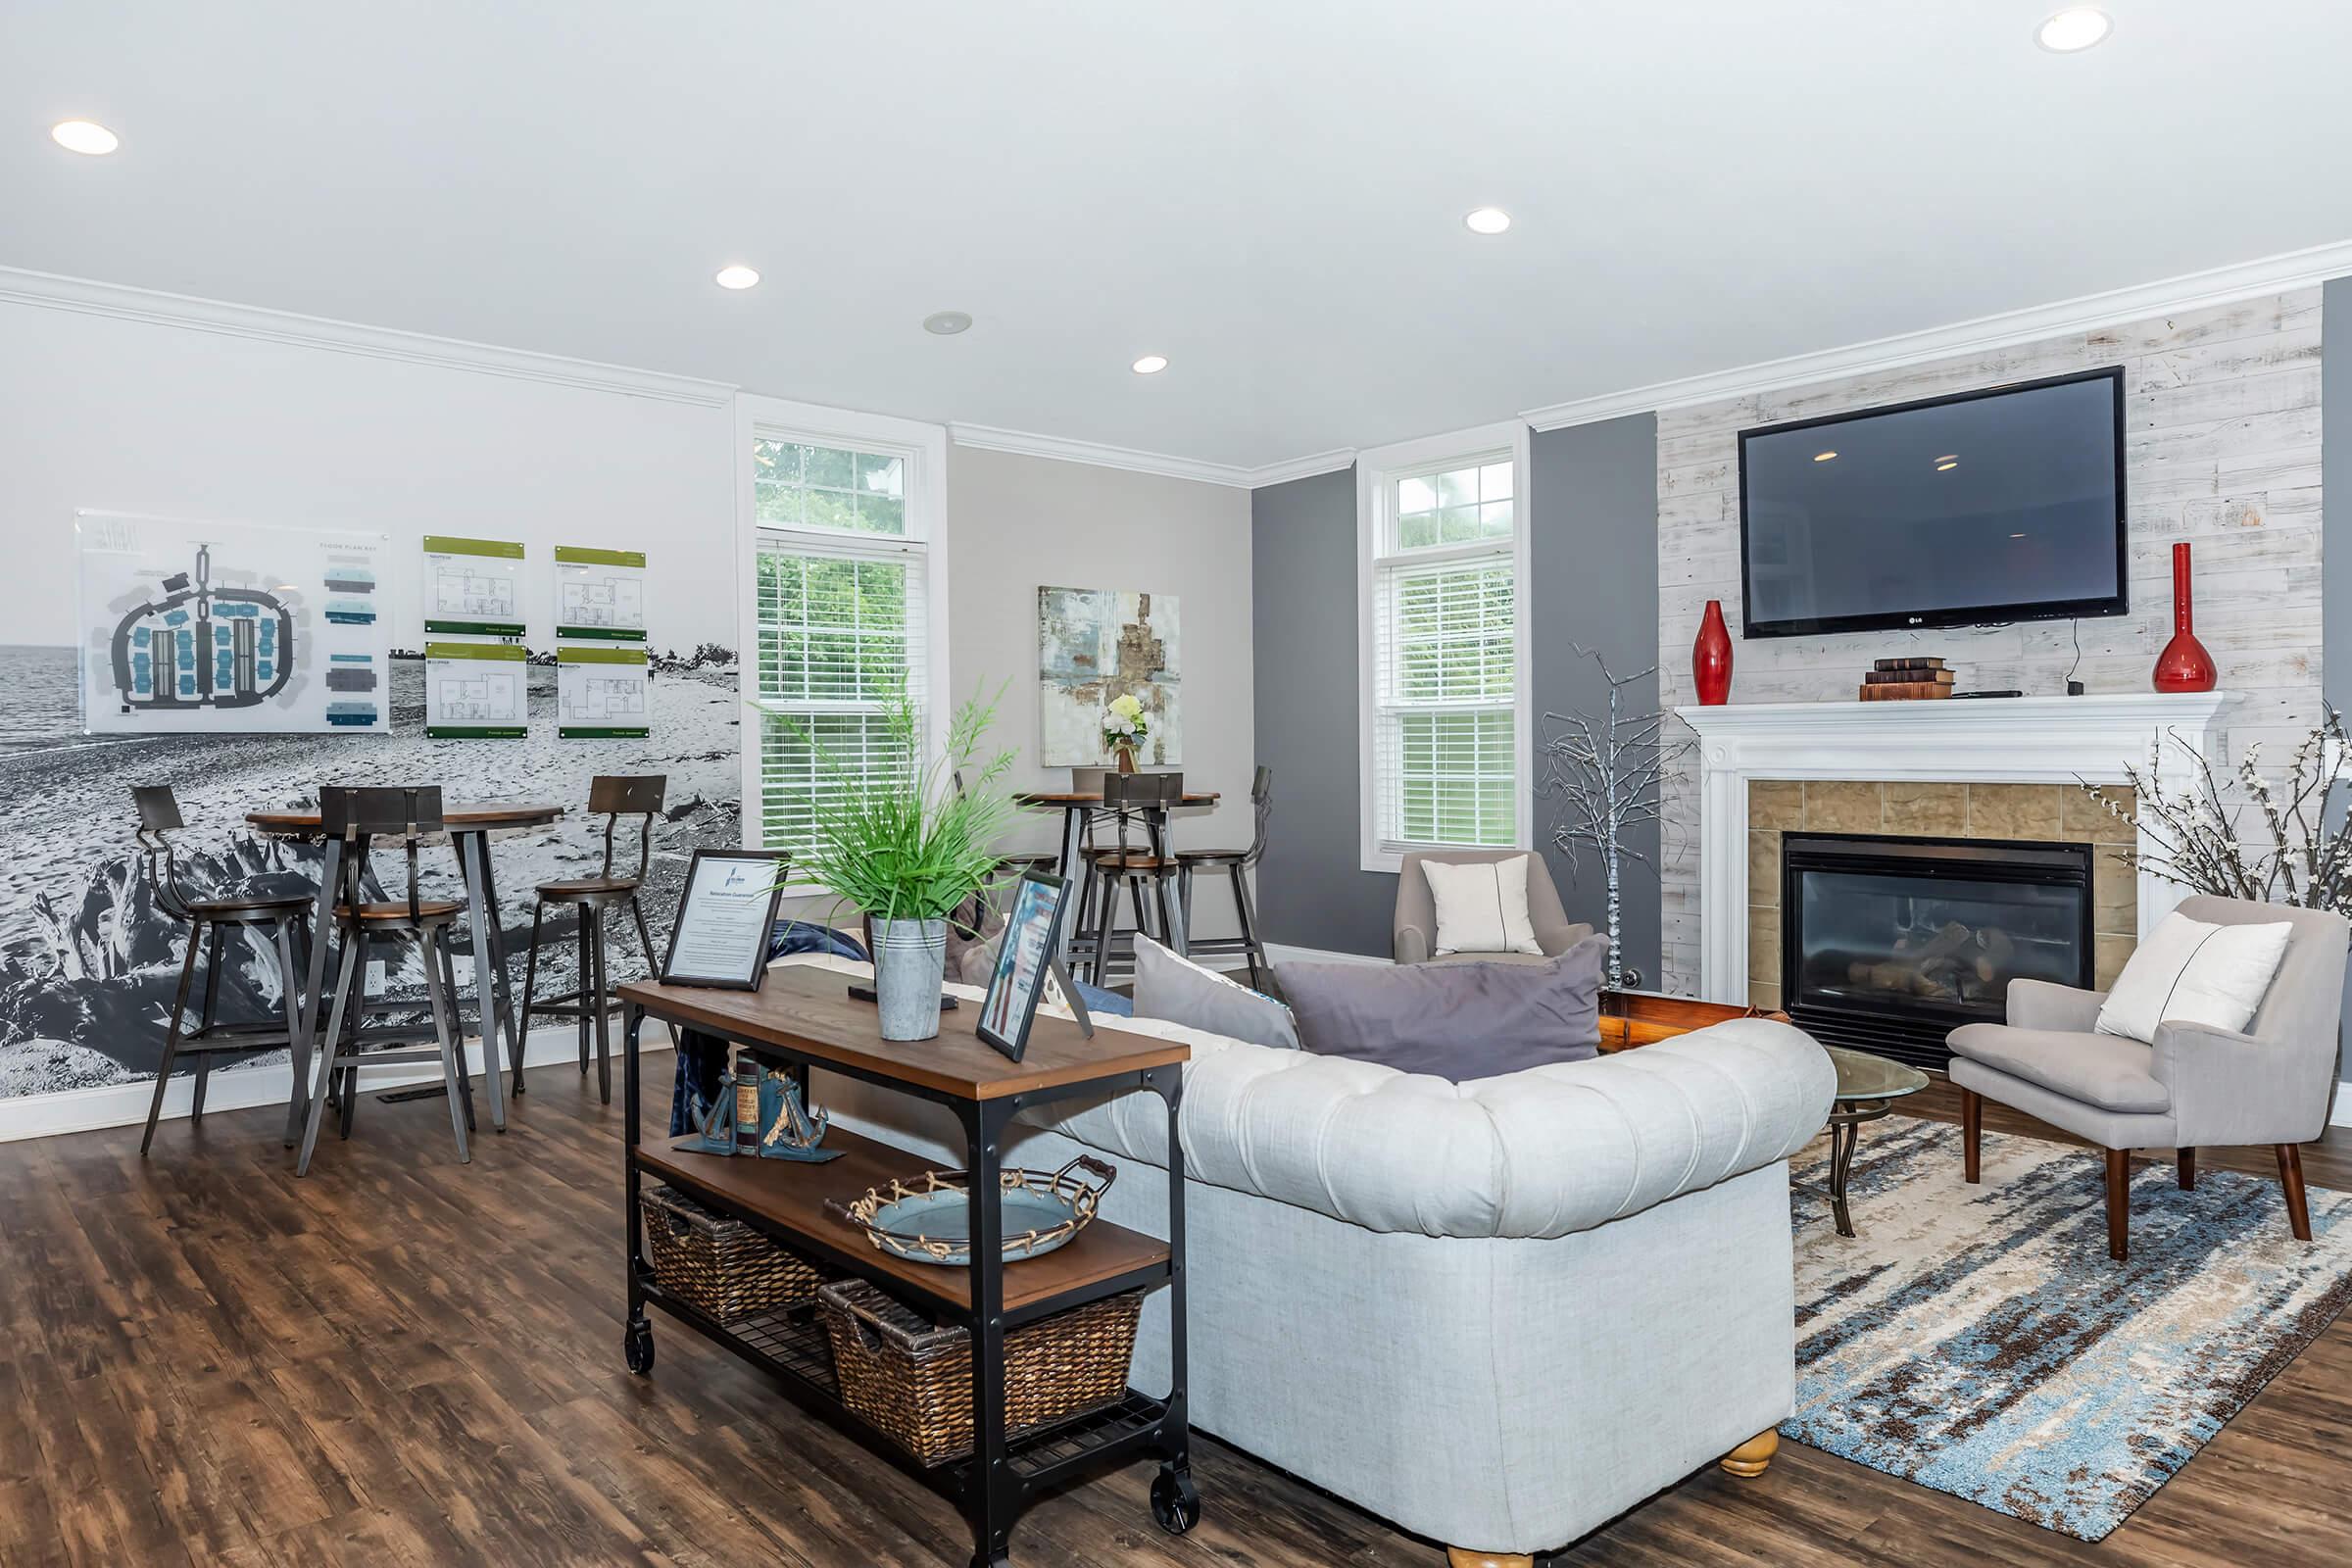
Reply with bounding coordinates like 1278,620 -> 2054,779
758,1067 -> 844,1162
686,1061 -> 756,1154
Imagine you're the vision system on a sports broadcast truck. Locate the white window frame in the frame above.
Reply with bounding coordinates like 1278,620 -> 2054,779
734,394 -> 951,896
1355,420 -> 1535,874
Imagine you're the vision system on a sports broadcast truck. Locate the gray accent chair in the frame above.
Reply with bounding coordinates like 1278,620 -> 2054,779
1947,894 -> 2348,1262
1393,848 -> 1593,966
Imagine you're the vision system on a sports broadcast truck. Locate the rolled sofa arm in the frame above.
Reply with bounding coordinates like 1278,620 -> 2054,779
1051,1016 -> 1837,1240
1394,923 -> 1434,965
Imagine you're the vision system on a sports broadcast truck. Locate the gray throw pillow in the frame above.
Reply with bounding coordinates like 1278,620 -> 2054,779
1276,934 -> 1607,1079
1132,936 -> 1300,1050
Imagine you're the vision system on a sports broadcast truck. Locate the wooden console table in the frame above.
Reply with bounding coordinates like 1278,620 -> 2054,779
617,967 -> 1198,1568
1598,988 -> 1786,1052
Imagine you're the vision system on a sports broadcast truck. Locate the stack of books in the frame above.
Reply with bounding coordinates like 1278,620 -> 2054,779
1859,657 -> 1955,701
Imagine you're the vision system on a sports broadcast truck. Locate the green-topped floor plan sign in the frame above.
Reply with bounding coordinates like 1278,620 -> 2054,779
422,536 -> 525,638
423,639 -> 529,738
558,644 -> 649,738
554,545 -> 647,642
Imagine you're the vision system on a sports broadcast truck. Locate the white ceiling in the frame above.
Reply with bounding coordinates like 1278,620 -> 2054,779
9,1 -> 2352,470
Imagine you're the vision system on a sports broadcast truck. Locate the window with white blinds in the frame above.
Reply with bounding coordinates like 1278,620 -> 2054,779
1358,426 -> 1531,871
748,428 -> 935,863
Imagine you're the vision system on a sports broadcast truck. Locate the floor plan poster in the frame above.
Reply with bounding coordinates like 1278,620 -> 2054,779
75,511 -> 389,734
558,644 -> 650,738
554,545 -> 647,642
424,640 -> 529,738
422,536 -> 525,638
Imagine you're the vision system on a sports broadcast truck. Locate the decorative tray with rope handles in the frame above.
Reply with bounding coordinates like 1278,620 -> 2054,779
824,1155 -> 1118,1266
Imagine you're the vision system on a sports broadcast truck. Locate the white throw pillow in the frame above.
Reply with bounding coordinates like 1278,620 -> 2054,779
2094,910 -> 2294,1043
1421,855 -> 1543,956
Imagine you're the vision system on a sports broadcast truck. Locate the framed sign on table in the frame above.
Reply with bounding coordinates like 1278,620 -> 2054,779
976,871 -> 1092,1060
661,850 -> 788,990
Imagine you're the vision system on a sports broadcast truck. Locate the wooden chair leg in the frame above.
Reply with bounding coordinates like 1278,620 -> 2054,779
2278,1143 -> 2313,1242
141,930 -> 204,1156
2105,1148 -> 2131,1262
2178,1148 -> 2196,1191
1960,1087 -> 1981,1184
1720,1428 -> 1779,1477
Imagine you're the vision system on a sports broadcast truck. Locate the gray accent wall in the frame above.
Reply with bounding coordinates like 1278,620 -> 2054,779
1250,466 -> 1396,957
1249,416 -> 1663,963
1529,414 -> 1663,985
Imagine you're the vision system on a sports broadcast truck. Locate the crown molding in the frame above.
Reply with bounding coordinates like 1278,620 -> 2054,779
950,421 -> 1260,487
0,265 -> 737,409
1245,447 -> 1355,487
1519,236 -> 2352,432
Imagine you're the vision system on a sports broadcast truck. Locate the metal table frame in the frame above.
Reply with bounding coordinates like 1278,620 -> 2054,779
618,999 -> 1195,1568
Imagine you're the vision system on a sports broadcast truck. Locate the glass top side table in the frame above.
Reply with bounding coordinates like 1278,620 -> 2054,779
1818,1044 -> 1930,1238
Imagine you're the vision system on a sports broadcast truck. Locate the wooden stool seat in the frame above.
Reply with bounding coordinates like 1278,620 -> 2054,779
1087,850 -> 1177,873
335,900 -> 465,923
534,873 -> 643,901
184,891 -> 318,920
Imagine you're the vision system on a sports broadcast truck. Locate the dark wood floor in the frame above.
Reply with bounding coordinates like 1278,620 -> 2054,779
3,1062 -> 2348,1568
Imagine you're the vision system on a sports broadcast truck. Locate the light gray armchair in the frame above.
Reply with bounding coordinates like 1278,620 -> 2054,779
1947,894 -> 2348,1262
1393,848 -> 1593,966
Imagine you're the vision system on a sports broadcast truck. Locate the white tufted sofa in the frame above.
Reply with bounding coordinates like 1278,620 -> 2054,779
784,956 -> 1836,1563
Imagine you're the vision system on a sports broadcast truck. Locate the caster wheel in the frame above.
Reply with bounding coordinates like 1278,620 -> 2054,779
623,1318 -> 655,1375
1151,1465 -> 1200,1536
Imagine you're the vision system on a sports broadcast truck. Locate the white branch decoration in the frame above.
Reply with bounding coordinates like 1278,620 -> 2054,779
1540,646 -> 1692,989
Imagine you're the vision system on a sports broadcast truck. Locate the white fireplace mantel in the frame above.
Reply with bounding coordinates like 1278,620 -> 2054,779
1676,692 -> 2236,1006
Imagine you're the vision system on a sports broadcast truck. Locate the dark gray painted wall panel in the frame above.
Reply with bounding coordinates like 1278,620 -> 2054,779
1529,414 -> 1663,985
1249,416 -> 1664,963
1249,466 -> 1396,956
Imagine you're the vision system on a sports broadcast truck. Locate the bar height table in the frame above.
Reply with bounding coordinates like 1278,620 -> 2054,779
618,966 -> 1198,1568
248,799 -> 564,1131
1014,787 -> 1217,961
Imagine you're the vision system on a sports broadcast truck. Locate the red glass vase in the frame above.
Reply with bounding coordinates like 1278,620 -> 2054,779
2152,541 -> 2217,693
1692,599 -> 1734,706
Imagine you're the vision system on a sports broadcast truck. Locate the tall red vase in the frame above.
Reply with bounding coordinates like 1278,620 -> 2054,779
2152,541 -> 2217,693
1692,599 -> 1734,706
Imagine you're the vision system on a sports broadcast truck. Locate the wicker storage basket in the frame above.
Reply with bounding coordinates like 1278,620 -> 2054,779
817,1278 -> 1142,1465
642,1185 -> 824,1321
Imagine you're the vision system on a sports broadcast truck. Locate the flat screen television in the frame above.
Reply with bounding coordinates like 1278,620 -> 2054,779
1738,366 -> 2128,638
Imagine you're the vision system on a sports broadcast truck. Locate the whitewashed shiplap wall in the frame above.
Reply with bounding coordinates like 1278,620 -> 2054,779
1654,288 -> 2325,995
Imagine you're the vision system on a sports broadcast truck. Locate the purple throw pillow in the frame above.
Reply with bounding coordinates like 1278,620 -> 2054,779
1275,934 -> 1608,1080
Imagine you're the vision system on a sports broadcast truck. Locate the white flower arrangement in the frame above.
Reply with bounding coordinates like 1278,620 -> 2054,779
1101,692 -> 1150,756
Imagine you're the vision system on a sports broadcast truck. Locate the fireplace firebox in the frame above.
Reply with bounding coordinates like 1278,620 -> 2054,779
1780,832 -> 2095,1070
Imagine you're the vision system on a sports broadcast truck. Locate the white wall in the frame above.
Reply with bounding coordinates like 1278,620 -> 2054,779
0,293 -> 738,653
947,445 -> 1258,941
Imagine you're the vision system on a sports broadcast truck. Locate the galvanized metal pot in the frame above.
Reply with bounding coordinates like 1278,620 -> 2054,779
872,916 -> 948,1041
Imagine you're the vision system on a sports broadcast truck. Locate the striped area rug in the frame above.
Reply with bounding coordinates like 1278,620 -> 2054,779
1787,1118 -> 2352,1541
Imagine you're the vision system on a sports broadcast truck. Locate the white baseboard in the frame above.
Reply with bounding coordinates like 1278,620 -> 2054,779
2333,1083 -> 2352,1130
0,1023 -> 676,1146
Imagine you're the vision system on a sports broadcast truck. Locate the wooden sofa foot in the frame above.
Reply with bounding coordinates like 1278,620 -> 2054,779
1446,1551 -> 1534,1568
1719,1428 -> 1779,1478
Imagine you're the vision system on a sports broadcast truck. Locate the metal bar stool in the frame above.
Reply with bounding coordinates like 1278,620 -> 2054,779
131,786 -> 316,1156
1081,771 -> 1185,986
518,774 -> 663,1104
1177,764 -> 1273,990
297,786 -> 473,1175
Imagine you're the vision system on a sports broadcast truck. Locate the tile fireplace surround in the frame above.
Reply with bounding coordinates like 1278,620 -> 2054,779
1675,692 -> 2235,1008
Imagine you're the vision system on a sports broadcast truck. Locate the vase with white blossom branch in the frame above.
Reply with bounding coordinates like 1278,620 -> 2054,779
2076,708 -> 2352,916
1540,646 -> 1691,990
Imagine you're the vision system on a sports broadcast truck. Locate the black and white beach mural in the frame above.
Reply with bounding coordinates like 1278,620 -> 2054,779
0,642 -> 744,1100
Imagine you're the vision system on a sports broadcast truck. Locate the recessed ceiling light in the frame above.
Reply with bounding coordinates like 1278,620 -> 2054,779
2035,8 -> 2112,52
713,265 -> 760,290
1936,461 -> 1960,471
51,120 -> 120,155
1813,451 -> 1838,463
1131,354 -> 1169,375
922,311 -> 973,335
1464,207 -> 1512,235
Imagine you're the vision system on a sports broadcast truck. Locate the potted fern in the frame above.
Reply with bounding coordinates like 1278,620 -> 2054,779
780,684 -> 1018,1040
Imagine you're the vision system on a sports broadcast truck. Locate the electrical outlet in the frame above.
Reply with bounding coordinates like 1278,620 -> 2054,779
365,960 -> 387,995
